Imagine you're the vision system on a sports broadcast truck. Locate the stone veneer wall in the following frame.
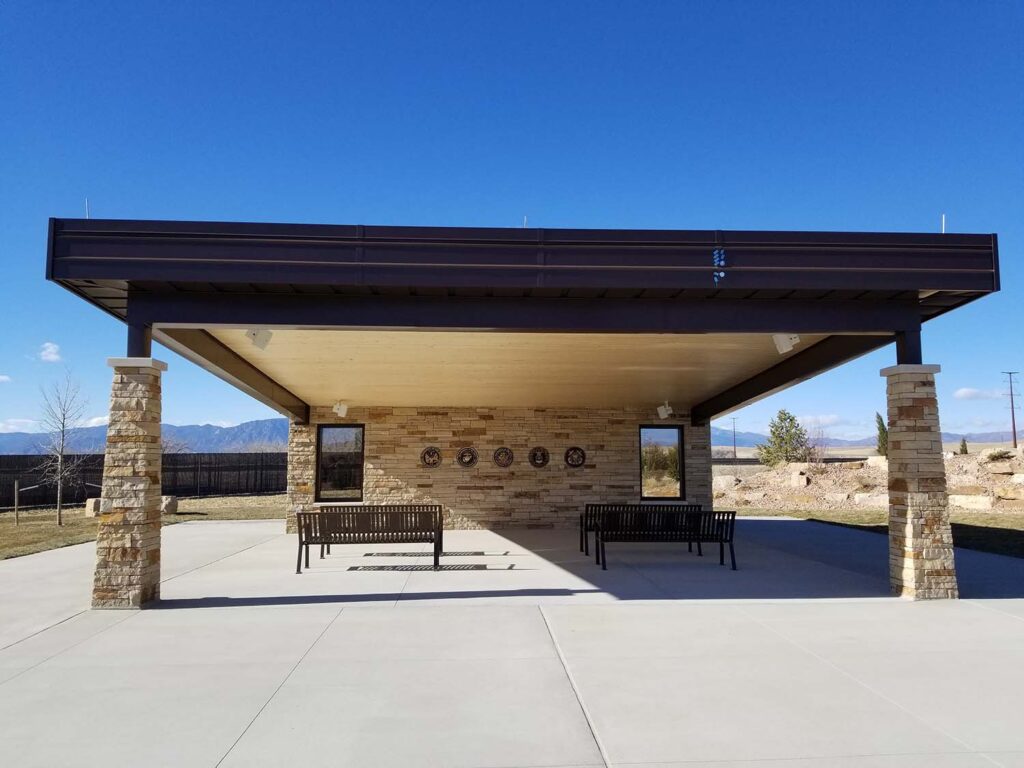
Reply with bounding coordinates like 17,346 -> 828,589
287,406 -> 711,532
882,365 -> 958,599
93,359 -> 165,608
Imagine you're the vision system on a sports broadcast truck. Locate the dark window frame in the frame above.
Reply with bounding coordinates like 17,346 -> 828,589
639,424 -> 686,500
315,424 -> 365,503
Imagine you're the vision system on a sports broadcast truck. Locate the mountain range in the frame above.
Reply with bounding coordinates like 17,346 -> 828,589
0,418 -> 1018,454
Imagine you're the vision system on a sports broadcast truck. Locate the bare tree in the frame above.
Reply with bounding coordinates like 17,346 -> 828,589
37,371 -> 88,526
162,437 -> 193,454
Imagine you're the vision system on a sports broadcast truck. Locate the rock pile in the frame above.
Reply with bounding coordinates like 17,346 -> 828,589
714,446 -> 1024,512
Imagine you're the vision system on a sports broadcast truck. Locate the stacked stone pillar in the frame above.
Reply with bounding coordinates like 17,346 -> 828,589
881,364 -> 958,599
685,421 -> 713,509
286,420 -> 316,534
93,358 -> 166,609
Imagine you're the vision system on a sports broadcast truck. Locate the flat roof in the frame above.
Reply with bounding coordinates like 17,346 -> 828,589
47,218 -> 1000,423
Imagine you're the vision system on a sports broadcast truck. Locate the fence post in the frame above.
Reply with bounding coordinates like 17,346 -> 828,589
14,479 -> 18,527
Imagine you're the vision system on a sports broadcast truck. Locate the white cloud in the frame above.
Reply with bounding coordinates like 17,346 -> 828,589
83,415 -> 109,427
953,387 -> 1002,400
39,342 -> 61,362
0,418 -> 39,433
0,375 -> 10,383
799,414 -> 845,428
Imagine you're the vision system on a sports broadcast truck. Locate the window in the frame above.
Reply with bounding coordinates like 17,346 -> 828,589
316,425 -> 364,502
640,425 -> 685,499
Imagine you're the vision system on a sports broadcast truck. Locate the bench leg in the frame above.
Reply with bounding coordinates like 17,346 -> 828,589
729,542 -> 737,571
434,539 -> 440,570
600,537 -> 607,570
720,541 -> 725,566
305,544 -> 310,570
296,540 -> 303,574
595,535 -> 601,564
320,544 -> 325,559
327,544 -> 331,555
697,540 -> 703,557
688,540 -> 693,553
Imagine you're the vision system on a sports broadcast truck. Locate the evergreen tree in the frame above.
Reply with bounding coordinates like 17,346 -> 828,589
959,437 -> 969,455
756,409 -> 811,467
875,412 -> 888,457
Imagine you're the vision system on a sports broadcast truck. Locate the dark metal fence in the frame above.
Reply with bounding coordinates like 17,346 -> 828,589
0,453 -> 287,510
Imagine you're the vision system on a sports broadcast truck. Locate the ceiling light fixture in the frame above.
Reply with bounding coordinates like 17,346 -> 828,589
772,333 -> 801,355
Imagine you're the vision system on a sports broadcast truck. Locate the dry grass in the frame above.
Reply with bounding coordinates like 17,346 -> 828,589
740,507 -> 1024,559
0,494 -> 286,561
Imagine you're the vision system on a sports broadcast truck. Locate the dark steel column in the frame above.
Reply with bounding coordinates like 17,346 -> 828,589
895,323 -> 923,365
127,323 -> 152,357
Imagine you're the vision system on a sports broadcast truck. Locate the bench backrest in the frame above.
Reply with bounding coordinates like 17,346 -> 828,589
583,503 -> 702,528
297,505 -> 442,541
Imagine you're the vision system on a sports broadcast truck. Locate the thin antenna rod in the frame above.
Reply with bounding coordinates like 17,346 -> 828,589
523,215 -> 528,228
731,417 -> 738,465
941,213 -> 945,234
85,198 -> 90,219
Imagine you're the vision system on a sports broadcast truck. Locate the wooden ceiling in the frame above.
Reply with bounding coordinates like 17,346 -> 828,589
209,329 -> 831,409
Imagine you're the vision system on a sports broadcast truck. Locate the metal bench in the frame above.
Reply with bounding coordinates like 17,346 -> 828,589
295,504 -> 444,573
580,503 -> 702,555
594,509 -> 737,571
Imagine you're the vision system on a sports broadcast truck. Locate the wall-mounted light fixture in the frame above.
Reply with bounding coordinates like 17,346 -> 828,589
656,401 -> 674,420
332,401 -> 349,418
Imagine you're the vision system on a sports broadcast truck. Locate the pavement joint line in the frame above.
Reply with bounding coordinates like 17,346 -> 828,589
733,603 -> 1001,766
538,605 -> 611,768
0,609 -> 137,689
158,533 -> 281,585
213,605 -> 346,768
962,598 -> 1024,625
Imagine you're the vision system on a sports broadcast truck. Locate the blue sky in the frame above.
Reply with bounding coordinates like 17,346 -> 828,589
1,1 -> 1021,440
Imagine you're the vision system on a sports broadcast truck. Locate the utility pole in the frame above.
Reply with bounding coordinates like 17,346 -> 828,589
731,417 -> 738,464
1005,372 -> 1020,449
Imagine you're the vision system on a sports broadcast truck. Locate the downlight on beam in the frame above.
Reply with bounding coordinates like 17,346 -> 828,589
245,328 -> 273,350
772,333 -> 801,355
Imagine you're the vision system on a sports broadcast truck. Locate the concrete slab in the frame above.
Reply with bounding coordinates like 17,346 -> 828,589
1,519 -> 1023,767
221,656 -> 605,768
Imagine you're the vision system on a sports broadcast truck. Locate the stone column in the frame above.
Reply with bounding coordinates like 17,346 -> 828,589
286,419 -> 316,533
685,421 -> 713,509
881,364 -> 958,599
93,358 -> 166,609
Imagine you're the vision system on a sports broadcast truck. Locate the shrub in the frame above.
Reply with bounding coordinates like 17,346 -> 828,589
959,438 -> 969,455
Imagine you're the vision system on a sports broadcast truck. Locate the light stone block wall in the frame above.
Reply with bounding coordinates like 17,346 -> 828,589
93,361 -> 164,608
882,365 -> 958,599
287,406 -> 711,532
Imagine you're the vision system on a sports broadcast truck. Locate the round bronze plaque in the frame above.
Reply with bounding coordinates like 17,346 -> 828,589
528,447 -> 550,468
564,446 -> 586,468
493,447 -> 514,468
456,447 -> 479,468
420,446 -> 442,468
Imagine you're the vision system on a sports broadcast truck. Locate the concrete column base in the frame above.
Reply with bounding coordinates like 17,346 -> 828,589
92,358 -> 166,609
881,364 -> 958,599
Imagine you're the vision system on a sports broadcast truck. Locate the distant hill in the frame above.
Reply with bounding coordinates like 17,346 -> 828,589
0,418 -> 288,455
0,417 -> 1017,455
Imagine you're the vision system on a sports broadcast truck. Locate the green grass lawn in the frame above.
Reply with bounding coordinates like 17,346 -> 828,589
741,507 -> 1024,560
0,494 -> 286,560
